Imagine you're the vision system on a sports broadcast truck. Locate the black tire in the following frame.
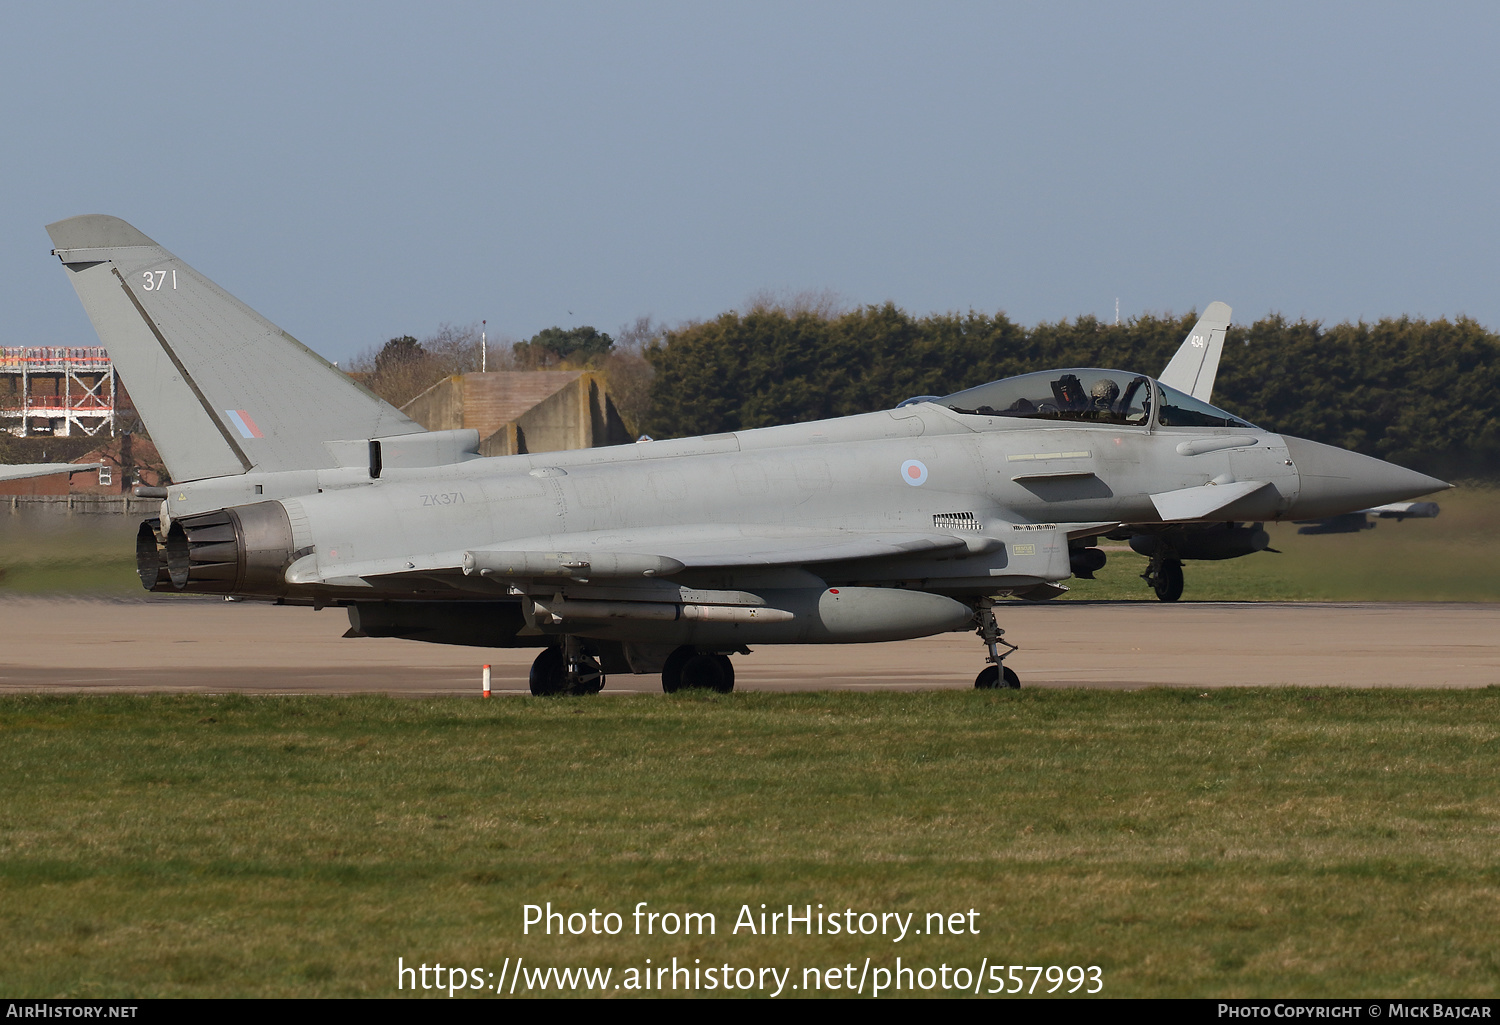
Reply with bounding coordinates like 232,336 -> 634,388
529,647 -> 565,696
976,665 -> 1022,689
711,654 -> 735,693
1152,559 -> 1185,602
661,646 -> 693,693
681,652 -> 733,692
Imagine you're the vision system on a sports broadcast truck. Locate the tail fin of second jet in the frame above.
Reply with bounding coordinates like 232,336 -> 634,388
1159,300 -> 1232,402
45,215 -> 426,483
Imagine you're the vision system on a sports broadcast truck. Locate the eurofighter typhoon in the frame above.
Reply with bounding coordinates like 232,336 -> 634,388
45,215 -> 1449,693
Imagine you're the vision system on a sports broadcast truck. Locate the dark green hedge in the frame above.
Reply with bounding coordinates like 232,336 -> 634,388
643,306 -> 1500,476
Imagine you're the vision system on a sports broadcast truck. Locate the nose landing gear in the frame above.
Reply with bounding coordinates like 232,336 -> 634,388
1143,554 -> 1184,602
974,601 -> 1020,689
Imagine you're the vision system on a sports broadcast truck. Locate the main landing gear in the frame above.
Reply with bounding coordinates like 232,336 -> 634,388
1143,553 -> 1185,602
661,646 -> 735,694
529,637 -> 605,696
528,641 -> 738,695
973,602 -> 1020,689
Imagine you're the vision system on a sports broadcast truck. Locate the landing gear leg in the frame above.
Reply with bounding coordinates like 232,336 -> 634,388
1143,554 -> 1185,602
974,601 -> 1020,689
531,639 -> 605,696
562,635 -> 605,695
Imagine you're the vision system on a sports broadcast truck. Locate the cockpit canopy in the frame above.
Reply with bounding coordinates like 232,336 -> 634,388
902,368 -> 1255,429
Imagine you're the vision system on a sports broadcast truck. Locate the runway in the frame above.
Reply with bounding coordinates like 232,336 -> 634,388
2,596 -> 1496,694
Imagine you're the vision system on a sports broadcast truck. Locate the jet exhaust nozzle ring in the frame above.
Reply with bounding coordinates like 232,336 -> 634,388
140,501 -> 295,596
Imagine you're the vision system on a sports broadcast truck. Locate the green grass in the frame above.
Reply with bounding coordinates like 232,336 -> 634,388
0,508 -> 140,594
2,690 -> 1498,997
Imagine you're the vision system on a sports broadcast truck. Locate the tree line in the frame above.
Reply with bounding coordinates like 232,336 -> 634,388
355,302 -> 1499,478
641,304 -> 1500,478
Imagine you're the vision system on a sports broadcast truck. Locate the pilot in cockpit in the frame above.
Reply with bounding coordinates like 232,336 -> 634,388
1089,379 -> 1120,417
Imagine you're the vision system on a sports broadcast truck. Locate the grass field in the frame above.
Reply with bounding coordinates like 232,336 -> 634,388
2,690 -> 1497,998
0,508 -> 139,595
4,485 -> 1495,601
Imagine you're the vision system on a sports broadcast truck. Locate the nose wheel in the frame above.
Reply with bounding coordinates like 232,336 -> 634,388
1143,554 -> 1184,602
974,602 -> 1020,689
975,664 -> 1021,689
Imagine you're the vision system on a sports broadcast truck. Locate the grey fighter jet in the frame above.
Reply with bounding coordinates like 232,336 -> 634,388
45,215 -> 1449,693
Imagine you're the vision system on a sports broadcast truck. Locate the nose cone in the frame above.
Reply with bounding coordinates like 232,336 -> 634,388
1284,436 -> 1451,519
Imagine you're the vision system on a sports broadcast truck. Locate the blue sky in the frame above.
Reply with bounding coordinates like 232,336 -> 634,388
3,2 -> 1496,362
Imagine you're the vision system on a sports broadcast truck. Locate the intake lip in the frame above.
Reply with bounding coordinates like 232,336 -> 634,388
1283,436 -> 1450,520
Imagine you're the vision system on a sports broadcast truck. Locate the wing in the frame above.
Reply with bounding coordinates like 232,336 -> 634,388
0,462 -> 102,483
476,524 -> 977,569
286,524 -> 978,588
1294,500 -> 1442,535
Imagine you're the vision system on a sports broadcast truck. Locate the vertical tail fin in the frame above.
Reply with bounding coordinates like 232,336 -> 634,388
45,215 -> 424,482
1158,300 -> 1232,402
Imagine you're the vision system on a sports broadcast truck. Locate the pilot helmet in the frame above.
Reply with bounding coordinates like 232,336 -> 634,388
1090,379 -> 1119,406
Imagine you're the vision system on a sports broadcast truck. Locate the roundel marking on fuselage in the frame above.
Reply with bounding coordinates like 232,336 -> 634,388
900,459 -> 929,486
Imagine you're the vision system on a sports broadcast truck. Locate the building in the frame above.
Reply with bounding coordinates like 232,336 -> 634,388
400,370 -> 631,456
2,358 -> 626,499
0,347 -> 116,438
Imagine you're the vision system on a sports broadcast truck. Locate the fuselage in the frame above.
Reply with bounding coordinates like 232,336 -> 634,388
153,392 -> 1442,607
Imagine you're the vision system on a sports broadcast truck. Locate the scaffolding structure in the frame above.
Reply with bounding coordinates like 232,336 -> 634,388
0,347 -> 116,438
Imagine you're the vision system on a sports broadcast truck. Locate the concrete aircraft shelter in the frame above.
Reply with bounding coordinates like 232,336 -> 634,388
400,370 -> 632,456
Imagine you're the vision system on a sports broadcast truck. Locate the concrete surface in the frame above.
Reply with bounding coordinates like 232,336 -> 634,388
2,597 -> 1496,695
